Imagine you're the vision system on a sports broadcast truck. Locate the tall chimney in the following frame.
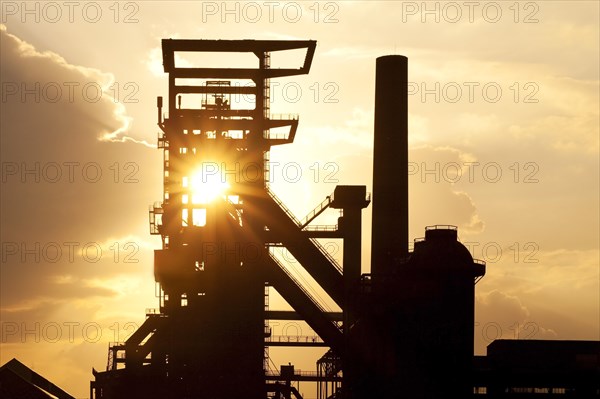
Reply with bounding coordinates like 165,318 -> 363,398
371,55 -> 408,279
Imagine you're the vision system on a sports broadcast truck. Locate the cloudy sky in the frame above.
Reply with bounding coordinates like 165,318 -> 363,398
1,1 -> 598,397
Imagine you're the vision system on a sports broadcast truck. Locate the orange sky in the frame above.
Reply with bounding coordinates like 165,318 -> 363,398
1,2 -> 598,398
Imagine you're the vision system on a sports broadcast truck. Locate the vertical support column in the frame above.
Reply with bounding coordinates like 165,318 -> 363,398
342,207 -> 361,399
251,51 -> 267,189
371,55 -> 408,281
168,74 -> 176,116
330,184 -> 369,399
342,208 -> 362,323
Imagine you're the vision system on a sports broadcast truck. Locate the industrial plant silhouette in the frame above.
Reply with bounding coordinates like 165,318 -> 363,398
89,39 -> 599,399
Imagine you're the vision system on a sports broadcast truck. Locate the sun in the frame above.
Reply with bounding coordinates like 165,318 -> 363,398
183,168 -> 230,205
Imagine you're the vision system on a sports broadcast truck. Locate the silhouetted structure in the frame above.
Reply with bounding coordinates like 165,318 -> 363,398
90,39 -> 599,399
474,340 -> 600,397
0,358 -> 75,399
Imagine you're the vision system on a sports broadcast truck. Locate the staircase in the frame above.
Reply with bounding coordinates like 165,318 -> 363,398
123,313 -> 167,368
261,190 -> 344,307
300,194 -> 333,229
265,253 -> 343,352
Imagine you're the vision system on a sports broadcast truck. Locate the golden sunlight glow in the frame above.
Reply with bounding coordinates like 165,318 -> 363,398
184,168 -> 231,204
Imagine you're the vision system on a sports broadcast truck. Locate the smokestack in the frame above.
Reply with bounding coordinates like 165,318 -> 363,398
371,55 -> 408,279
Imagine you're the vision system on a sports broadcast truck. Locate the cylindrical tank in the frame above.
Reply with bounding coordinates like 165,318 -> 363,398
392,226 -> 485,398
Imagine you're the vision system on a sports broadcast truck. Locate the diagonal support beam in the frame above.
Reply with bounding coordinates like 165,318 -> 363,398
264,254 -> 343,353
257,192 -> 345,307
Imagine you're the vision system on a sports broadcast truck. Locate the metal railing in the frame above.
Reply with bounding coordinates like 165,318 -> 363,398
266,189 -> 301,225
264,132 -> 289,140
267,189 -> 343,274
425,224 -> 458,230
266,335 -> 324,344
266,370 -> 331,378
269,113 -> 299,120
310,238 -> 342,274
300,194 -> 333,229
304,224 -> 338,232
268,252 -> 331,317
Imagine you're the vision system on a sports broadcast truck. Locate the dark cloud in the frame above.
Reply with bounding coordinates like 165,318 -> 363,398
1,27 -> 161,315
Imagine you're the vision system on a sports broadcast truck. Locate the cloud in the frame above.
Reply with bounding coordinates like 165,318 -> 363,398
2,25 -> 156,148
0,26 -> 130,140
478,289 -> 530,320
0,27 -> 161,324
409,145 -> 485,235
146,46 -> 164,76
475,247 -> 599,352
475,289 -> 558,354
